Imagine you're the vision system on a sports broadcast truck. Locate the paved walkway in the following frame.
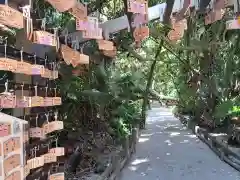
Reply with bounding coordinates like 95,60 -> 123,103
120,107 -> 240,180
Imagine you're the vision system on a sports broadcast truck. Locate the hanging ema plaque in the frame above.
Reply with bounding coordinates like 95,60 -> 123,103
68,1 -> 87,20
168,18 -> 187,42
97,40 -> 114,50
33,31 -> 59,47
0,5 -> 24,29
0,123 -> 11,137
46,0 -> 76,12
3,154 -> 21,175
3,137 -> 21,156
82,27 -> 103,39
49,172 -> 64,180
4,170 -> 21,180
131,13 -> 148,28
49,147 -> 65,156
133,26 -> 149,42
127,0 -> 148,14
226,19 -> 240,30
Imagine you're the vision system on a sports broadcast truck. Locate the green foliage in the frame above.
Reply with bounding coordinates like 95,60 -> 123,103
58,61 -> 144,139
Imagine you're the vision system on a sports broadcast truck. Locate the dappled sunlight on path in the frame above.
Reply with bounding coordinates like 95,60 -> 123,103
120,107 -> 240,180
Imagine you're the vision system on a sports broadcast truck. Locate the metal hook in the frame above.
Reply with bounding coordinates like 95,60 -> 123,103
64,30 -> 68,44
54,111 -> 58,121
4,37 -> 7,59
21,82 -> 24,97
4,79 -> 8,93
34,53 -> 37,64
80,43 -> 86,54
34,83 -> 38,96
41,18 -> 46,31
54,88 -> 57,97
20,47 -> 23,61
55,137 -> 58,147
45,113 -> 49,123
35,114 -> 38,126
45,85 -> 48,97
44,55 -> 48,67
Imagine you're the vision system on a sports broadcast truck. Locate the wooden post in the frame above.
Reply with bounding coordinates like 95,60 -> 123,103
123,137 -> 130,159
132,128 -> 138,153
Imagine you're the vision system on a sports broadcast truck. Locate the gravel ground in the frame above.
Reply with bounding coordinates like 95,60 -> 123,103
120,107 -> 240,180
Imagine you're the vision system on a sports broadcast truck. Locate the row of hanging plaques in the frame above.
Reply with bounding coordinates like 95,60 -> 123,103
127,0 -> 149,46
0,111 -> 65,179
26,112 -> 65,180
0,1 -> 91,69
72,1 -> 117,57
0,112 -> 27,180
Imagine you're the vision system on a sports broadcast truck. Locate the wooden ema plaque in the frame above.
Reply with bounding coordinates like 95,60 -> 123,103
133,26 -> 149,42
23,165 -> 30,178
132,13 -> 148,28
97,40 -> 114,50
46,0 -> 76,12
33,31 -> 58,47
3,154 -> 21,175
43,121 -> 64,134
68,1 -> 87,20
76,18 -> 98,31
0,123 -> 11,137
0,5 -> 24,29
29,127 -> 44,138
31,64 -> 44,75
44,97 -> 54,107
0,58 -> 18,72
42,153 -> 57,164
226,19 -> 240,29
205,9 -> 224,25
168,18 -> 187,42
29,121 -> 63,138
41,69 -> 51,78
49,147 -> 65,156
15,60 -> 31,75
27,156 -> 44,169
4,170 -> 21,180
52,97 -> 62,106
127,0 -> 148,14
0,95 -> 16,108
49,172 -> 64,180
60,44 -> 86,67
16,97 -> 30,108
82,28 -> 103,39
30,96 -> 44,107
102,46 -> 117,58
3,137 -> 21,156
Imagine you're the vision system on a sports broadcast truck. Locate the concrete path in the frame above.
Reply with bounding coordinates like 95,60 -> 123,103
120,107 -> 240,180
